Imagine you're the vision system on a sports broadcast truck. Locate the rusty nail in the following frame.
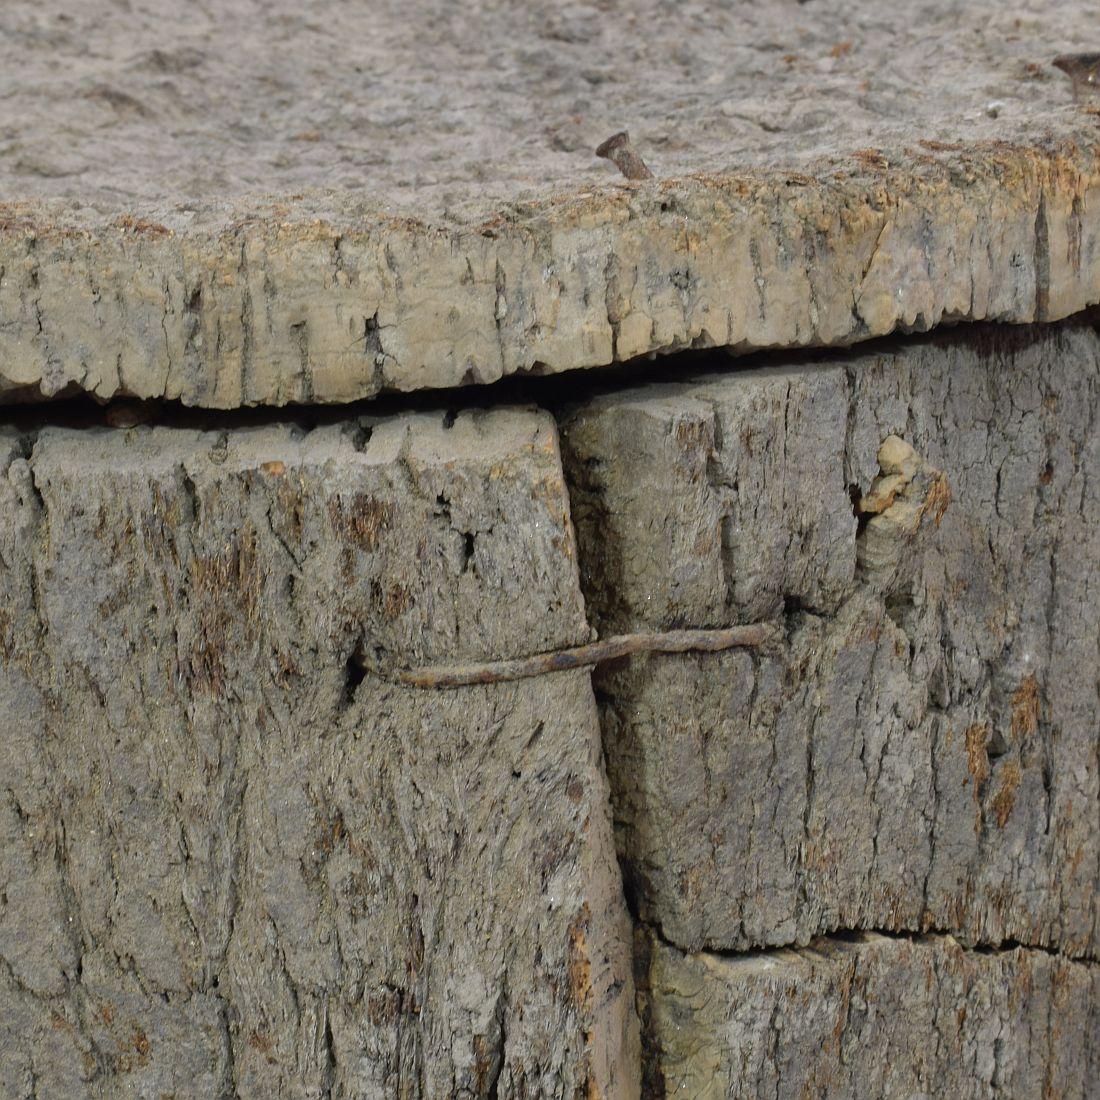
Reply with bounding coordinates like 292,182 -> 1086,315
1052,53 -> 1100,100
595,131 -> 654,180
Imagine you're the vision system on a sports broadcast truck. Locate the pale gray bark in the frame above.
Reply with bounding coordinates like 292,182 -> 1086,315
2,317 -> 1097,1096
0,412 -> 637,1099
642,930 -> 1099,1100
561,322 -> 1100,959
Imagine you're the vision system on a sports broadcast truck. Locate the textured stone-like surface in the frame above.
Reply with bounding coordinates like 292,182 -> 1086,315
561,321 -> 1100,957
642,931 -> 1100,1099
0,412 -> 637,1098
4,1 -> 1095,210
4,2 -> 1100,405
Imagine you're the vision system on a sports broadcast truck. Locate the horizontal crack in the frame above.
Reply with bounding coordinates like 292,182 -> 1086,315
643,919 -> 1098,967
4,312 -> 1098,429
392,623 -> 780,688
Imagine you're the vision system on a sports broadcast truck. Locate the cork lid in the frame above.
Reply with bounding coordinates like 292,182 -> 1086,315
1,0 -> 1098,407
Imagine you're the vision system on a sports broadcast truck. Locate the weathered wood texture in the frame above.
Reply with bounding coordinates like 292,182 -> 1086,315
561,322 -> 1100,959
2,319 -> 1098,1095
642,930 -> 1099,1099
0,411 -> 637,1099
3,2 -> 1100,405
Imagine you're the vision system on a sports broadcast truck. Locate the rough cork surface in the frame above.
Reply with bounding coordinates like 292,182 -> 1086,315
561,321 -> 1100,959
3,1 -> 1100,406
2,318 -> 1098,1093
642,930 -> 1099,1099
0,412 -> 637,1098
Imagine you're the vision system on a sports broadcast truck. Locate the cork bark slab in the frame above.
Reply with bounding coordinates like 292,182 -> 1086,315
641,930 -> 1099,1099
3,2 -> 1100,406
0,413 -> 637,1099
560,321 -> 1100,959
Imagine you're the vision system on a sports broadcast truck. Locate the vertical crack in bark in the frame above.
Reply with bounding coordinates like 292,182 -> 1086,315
552,322 -> 1100,1092
1034,188 -> 1051,323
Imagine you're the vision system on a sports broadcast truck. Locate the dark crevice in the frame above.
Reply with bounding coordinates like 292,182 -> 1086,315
848,479 -> 874,538
342,645 -> 368,708
320,1003 -> 336,1099
363,312 -> 383,359
783,593 -> 809,619
884,590 -> 914,629
986,727 -> 1010,763
346,420 -> 373,451
781,592 -> 817,643
631,928 -> 667,1100
217,998 -> 237,1100
180,468 -> 199,525
13,428 -> 39,462
1034,190 -> 1051,322
614,856 -> 645,928
640,917 -> 1098,966
847,480 -> 863,516
3,311 -> 1097,432
485,986 -> 507,1100
21,447 -> 46,513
